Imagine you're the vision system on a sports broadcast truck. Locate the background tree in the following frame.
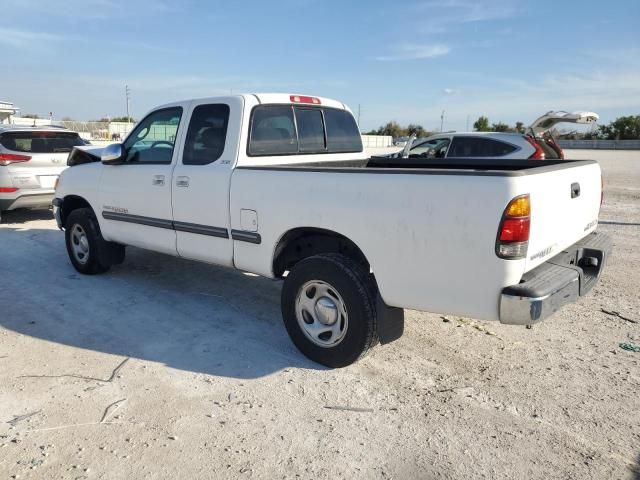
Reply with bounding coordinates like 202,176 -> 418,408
376,121 -> 405,138
473,116 -> 490,132
406,124 -> 428,137
515,121 -> 524,133
491,122 -> 513,132
597,115 -> 640,140
23,113 -> 39,119
111,116 -> 136,123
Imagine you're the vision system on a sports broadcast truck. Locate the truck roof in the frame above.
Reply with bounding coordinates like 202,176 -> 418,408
156,93 -> 350,113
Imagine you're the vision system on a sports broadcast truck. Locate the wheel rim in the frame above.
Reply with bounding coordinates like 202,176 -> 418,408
70,224 -> 90,265
295,280 -> 348,348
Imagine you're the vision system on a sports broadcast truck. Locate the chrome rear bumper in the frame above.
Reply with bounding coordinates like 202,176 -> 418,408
499,231 -> 612,325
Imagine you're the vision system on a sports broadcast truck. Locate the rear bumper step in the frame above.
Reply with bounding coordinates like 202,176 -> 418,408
499,231 -> 612,325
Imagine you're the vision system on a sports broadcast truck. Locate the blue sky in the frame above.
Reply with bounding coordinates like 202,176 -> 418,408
1,0 -> 639,131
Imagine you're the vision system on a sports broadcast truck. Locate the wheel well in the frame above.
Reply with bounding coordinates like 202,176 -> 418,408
272,228 -> 369,277
61,195 -> 93,227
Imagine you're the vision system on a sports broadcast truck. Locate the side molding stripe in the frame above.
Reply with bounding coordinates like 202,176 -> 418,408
173,221 -> 229,238
101,211 -> 260,245
102,211 -> 173,229
231,230 -> 262,244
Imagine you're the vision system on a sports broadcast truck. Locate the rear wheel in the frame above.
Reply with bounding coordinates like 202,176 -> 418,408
65,208 -> 123,274
281,253 -> 378,367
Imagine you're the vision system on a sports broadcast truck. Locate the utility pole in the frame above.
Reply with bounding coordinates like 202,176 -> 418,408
125,85 -> 131,122
440,110 -> 445,132
357,104 -> 362,128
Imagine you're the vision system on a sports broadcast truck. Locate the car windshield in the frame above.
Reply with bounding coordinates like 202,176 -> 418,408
0,131 -> 85,153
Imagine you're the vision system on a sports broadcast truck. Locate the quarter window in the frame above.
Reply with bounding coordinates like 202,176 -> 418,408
123,107 -> 182,164
182,104 -> 230,165
447,137 -> 517,157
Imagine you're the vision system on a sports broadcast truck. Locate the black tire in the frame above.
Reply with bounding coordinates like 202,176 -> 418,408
281,253 -> 378,368
64,208 -> 119,274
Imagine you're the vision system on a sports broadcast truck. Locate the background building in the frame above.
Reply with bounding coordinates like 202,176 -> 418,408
0,101 -> 19,124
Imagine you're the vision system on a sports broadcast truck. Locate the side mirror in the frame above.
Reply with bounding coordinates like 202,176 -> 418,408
101,143 -> 124,165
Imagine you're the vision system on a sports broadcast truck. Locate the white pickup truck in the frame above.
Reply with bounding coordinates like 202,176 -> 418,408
53,93 -> 611,367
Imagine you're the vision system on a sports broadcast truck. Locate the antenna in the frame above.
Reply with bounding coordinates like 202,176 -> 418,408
440,110 -> 445,132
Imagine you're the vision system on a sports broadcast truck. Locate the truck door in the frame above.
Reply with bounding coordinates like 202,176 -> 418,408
99,105 -> 185,255
171,97 -> 242,267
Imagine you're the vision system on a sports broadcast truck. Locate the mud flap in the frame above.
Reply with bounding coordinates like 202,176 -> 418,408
376,293 -> 404,344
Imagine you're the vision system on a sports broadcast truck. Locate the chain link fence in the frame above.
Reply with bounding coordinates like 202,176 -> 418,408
558,139 -> 640,150
54,121 -> 136,141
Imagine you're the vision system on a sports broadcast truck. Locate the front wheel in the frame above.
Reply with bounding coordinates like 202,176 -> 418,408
281,253 -> 378,367
65,208 -> 118,274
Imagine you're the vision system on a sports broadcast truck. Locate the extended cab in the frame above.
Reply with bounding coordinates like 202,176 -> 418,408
53,94 -> 611,367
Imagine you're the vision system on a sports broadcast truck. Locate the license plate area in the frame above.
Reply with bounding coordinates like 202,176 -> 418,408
38,175 -> 58,189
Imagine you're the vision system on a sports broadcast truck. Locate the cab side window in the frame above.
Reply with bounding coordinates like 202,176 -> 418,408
123,107 -> 182,164
409,138 -> 450,158
182,104 -> 230,165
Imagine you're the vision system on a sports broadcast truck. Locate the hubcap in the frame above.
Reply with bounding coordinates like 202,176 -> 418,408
70,224 -> 90,265
295,280 -> 348,348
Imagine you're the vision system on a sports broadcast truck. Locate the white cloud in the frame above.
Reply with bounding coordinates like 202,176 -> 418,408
360,69 -> 640,131
376,44 -> 451,61
0,28 -> 61,48
414,0 -> 518,34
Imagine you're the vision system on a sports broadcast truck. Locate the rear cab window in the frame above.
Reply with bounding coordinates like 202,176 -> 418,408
0,131 -> 84,153
248,105 -> 362,156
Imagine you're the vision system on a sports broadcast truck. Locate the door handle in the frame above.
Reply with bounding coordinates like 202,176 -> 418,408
571,182 -> 580,198
152,175 -> 165,186
176,176 -> 190,188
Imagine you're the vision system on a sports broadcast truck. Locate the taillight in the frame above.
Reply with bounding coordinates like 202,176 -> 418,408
524,135 -> 545,160
496,194 -> 530,259
290,95 -> 321,105
0,153 -> 32,166
0,187 -> 19,193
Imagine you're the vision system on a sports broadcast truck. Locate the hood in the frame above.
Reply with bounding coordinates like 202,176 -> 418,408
67,145 -> 106,166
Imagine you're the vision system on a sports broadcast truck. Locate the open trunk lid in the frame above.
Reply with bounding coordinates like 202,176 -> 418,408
522,160 -> 602,272
529,111 -> 599,136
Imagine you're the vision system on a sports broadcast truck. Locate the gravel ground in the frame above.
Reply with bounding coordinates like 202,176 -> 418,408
0,150 -> 638,479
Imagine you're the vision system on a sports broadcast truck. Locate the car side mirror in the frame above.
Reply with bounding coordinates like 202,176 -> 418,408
101,143 -> 124,165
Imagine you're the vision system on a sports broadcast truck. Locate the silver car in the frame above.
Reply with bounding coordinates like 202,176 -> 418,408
0,126 -> 85,222
398,111 -> 599,161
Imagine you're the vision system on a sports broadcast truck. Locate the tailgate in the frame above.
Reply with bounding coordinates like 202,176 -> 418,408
522,161 -> 602,272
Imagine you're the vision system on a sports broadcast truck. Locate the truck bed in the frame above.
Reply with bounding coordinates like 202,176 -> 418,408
239,157 -> 597,176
